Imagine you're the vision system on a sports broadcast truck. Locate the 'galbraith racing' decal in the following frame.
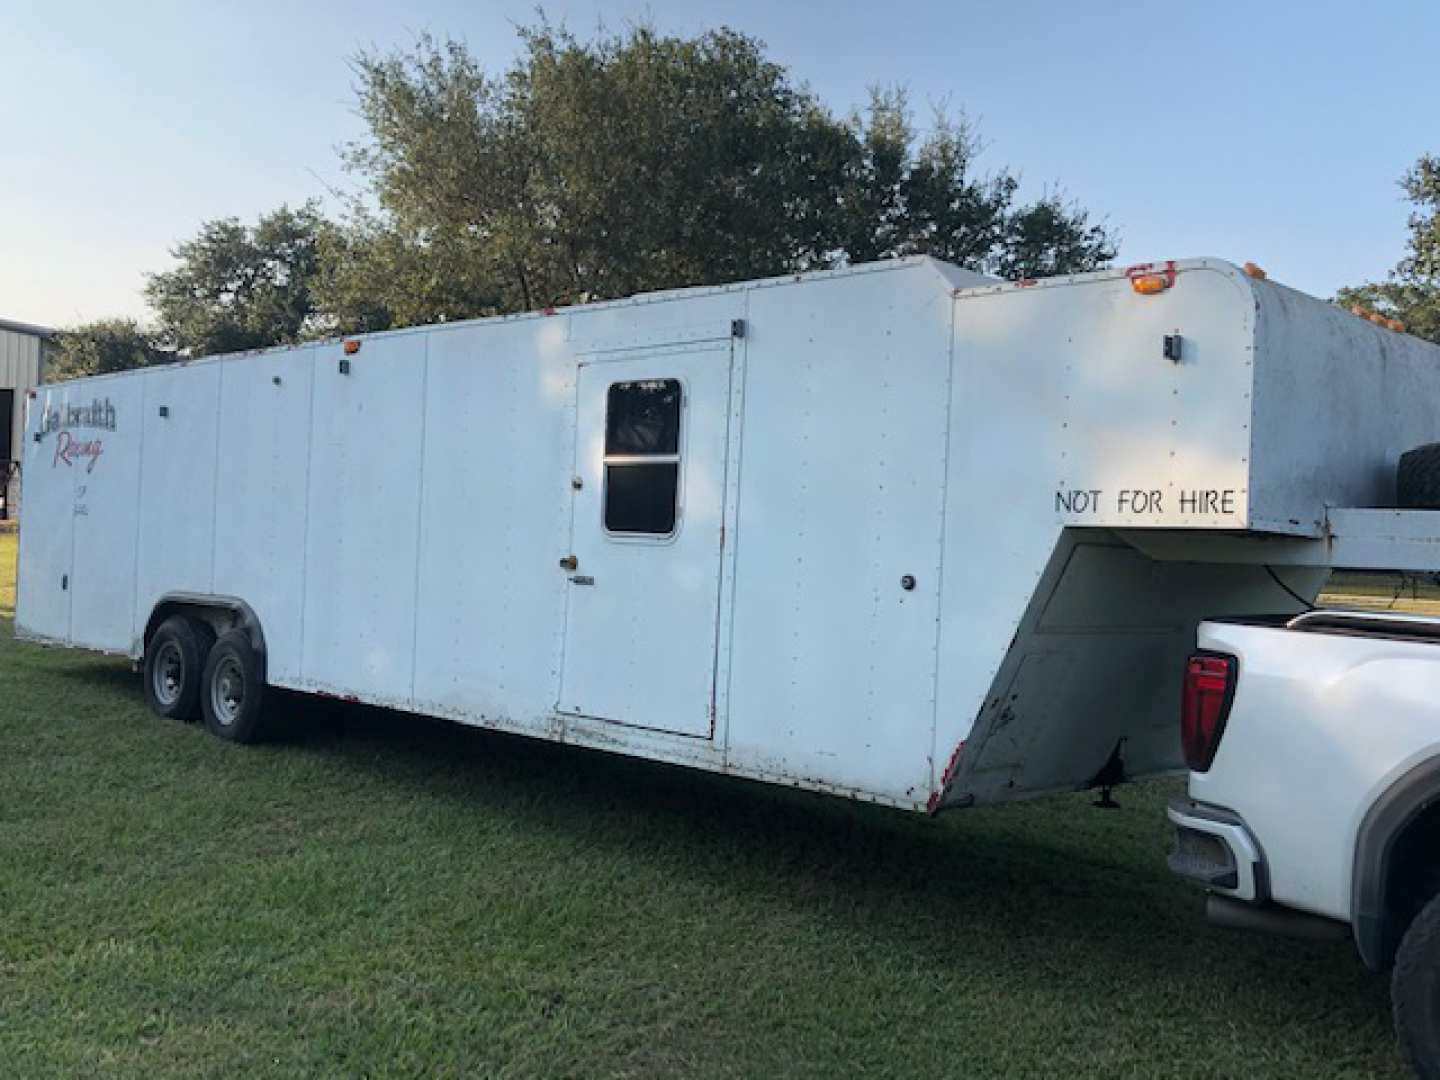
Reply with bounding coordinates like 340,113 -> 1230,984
37,397 -> 116,474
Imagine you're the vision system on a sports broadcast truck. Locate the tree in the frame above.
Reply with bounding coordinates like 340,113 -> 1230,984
322,22 -> 1115,329
48,319 -> 171,382
1337,155 -> 1440,344
834,90 -> 1113,278
145,202 -> 329,355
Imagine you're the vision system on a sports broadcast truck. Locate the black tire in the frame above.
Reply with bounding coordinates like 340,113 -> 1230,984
1394,891 -> 1440,1078
1398,443 -> 1440,510
200,630 -> 270,743
143,615 -> 216,721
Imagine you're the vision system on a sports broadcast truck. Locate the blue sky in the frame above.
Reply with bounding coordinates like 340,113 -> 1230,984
2,0 -> 1436,327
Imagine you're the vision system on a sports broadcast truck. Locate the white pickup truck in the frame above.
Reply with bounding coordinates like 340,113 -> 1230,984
1169,608 -> 1440,1077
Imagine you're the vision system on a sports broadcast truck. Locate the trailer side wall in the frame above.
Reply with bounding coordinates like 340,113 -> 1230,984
1248,279 -> 1440,534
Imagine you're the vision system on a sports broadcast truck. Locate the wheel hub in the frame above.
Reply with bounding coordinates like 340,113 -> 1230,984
152,642 -> 184,707
211,656 -> 245,726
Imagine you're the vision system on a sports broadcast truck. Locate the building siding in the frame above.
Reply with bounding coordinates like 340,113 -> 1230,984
1,324 -> 49,517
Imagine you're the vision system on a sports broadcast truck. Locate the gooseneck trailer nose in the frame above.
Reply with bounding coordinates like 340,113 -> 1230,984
17,257 -> 1440,811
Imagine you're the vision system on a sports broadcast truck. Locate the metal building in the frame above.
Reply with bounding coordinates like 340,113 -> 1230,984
1,317 -> 55,518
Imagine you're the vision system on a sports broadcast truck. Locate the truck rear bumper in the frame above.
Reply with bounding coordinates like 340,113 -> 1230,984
1167,798 -> 1265,902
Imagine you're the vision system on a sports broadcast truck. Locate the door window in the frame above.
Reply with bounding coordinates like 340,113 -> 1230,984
603,379 -> 681,535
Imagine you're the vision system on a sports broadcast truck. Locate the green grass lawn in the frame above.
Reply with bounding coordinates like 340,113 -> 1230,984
0,527 -> 1406,1077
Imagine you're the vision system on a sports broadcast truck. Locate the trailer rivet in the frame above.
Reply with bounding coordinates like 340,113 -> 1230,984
571,476 -> 584,490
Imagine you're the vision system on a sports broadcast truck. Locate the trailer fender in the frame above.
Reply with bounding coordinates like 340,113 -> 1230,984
140,595 -> 268,662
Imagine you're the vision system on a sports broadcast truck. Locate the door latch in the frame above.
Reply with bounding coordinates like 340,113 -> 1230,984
559,555 -> 578,572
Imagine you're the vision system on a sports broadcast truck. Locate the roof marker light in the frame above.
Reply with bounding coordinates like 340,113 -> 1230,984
1126,260 -> 1177,295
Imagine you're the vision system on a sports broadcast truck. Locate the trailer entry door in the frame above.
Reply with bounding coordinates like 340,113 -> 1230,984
559,344 -> 733,737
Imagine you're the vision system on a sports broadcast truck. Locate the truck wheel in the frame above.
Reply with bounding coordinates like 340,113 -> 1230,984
143,615 -> 216,721
1393,891 -> 1440,1078
200,630 -> 270,743
1398,443 -> 1440,509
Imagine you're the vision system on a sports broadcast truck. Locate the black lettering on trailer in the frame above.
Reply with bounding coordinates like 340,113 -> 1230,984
1118,489 -> 1165,514
1055,489 -> 1103,514
1179,489 -> 1240,516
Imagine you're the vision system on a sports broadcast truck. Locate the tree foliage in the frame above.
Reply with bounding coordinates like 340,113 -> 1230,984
1337,155 -> 1440,344
49,319 -> 171,382
137,22 -> 1116,347
144,203 -> 330,355
321,23 -> 1116,328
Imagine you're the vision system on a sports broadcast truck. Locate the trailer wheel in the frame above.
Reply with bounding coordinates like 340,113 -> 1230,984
200,630 -> 270,743
143,615 -> 215,721
1398,444 -> 1440,509
1393,890 -> 1440,1078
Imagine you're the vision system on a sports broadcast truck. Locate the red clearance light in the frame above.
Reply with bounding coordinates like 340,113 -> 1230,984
1181,653 -> 1236,772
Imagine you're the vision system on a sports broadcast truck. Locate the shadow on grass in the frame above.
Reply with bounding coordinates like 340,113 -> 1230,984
50,656 -> 139,692
279,694 -> 1386,987
53,661 -> 1396,1057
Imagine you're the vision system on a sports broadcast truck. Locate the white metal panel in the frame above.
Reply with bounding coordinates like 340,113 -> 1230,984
411,321 -> 573,730
937,533 -> 1324,808
724,265 -> 951,803
16,383 -> 74,642
559,345 -> 731,737
68,378 -> 142,651
1120,509 -> 1440,573
16,254 -> 1440,820
135,365 -> 221,624
929,265 -> 1253,806
1249,279 -> 1440,534
301,335 -> 426,702
212,348 -> 317,685
958,264 -> 1255,533
565,286 -> 749,356
1322,508 -> 1440,571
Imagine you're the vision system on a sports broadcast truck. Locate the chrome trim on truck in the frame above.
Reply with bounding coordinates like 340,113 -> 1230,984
1167,798 -> 1265,903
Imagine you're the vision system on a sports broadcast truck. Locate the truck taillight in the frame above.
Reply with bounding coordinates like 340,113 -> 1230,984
1181,653 -> 1236,772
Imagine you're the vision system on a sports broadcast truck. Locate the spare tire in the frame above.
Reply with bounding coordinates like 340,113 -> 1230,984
1398,443 -> 1440,509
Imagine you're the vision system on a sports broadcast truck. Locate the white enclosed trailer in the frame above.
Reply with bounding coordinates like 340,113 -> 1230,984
16,257 -> 1440,812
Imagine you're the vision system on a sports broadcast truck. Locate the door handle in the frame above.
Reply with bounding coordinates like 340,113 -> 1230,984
559,555 -> 578,571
